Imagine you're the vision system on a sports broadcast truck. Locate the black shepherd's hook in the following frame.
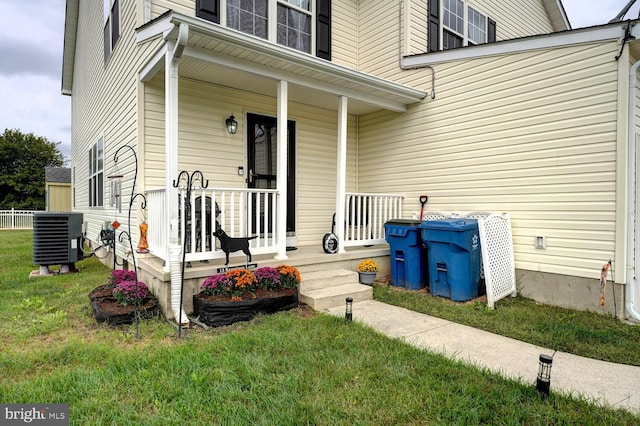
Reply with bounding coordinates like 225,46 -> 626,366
172,170 -> 209,337
112,144 -> 147,339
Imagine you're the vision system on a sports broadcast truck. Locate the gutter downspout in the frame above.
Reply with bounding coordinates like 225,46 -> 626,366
627,59 -> 640,321
166,23 -> 189,325
398,0 -> 436,99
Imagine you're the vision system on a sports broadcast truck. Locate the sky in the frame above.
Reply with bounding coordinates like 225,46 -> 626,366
1,0 -> 639,164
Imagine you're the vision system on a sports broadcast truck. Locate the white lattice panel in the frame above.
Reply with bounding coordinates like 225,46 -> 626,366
464,212 -> 493,220
422,212 -> 448,221
477,214 -> 516,309
463,212 -> 493,279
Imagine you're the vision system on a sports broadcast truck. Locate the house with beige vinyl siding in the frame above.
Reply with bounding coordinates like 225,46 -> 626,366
62,0 -> 640,323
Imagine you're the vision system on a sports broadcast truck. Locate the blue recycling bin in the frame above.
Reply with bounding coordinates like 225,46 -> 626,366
420,219 -> 481,302
384,219 -> 426,290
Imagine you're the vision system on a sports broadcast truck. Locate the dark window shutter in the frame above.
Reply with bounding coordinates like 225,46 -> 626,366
196,0 -> 220,24
111,0 -> 120,49
103,19 -> 110,65
487,18 -> 496,43
316,0 -> 331,60
428,0 -> 440,52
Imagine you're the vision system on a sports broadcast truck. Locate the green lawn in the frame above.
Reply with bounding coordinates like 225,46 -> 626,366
1,230 -> 638,424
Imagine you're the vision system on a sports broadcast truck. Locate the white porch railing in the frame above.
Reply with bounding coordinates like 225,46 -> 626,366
0,209 -> 38,230
343,192 -> 404,246
146,188 -> 280,263
145,189 -> 403,262
146,189 -> 167,258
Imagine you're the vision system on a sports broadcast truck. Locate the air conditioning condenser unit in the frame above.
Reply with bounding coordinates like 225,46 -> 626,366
33,212 -> 84,273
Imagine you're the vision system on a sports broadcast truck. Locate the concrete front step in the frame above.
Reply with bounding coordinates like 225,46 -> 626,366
299,283 -> 373,311
299,269 -> 359,292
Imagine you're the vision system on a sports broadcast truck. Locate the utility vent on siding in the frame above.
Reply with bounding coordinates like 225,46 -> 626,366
33,212 -> 84,267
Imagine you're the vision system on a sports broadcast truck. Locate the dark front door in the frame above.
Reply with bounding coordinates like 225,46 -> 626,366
246,113 -> 296,234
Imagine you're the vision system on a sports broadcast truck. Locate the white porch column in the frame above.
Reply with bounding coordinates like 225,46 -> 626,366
165,41 -> 180,263
164,24 -> 188,265
275,80 -> 288,260
165,24 -> 190,326
335,96 -> 348,254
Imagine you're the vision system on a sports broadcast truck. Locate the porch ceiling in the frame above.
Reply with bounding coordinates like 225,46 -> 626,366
136,11 -> 427,114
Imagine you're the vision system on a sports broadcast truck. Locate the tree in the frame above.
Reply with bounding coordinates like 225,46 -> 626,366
0,129 -> 65,210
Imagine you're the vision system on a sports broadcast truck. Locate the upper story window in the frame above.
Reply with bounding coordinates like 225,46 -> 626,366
428,0 -> 495,52
277,1 -> 312,53
197,0 -> 329,59
103,0 -> 120,64
89,138 -> 104,208
227,0 -> 268,39
467,7 -> 486,45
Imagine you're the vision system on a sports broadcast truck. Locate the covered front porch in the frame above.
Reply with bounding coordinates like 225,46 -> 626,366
136,237 -> 392,321
134,11 -> 425,323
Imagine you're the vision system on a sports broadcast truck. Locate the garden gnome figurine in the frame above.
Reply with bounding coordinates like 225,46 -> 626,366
137,222 -> 150,253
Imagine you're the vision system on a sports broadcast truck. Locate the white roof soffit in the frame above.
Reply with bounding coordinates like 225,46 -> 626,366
61,0 -> 80,96
403,23 -> 625,67
545,0 -> 571,31
136,12 -> 426,113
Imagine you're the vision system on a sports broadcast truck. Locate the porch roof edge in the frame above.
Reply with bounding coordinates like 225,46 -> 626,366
61,0 -> 80,96
136,11 -> 427,107
403,22 -> 627,68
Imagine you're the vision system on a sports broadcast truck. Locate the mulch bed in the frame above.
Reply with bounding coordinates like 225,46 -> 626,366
89,285 -> 160,326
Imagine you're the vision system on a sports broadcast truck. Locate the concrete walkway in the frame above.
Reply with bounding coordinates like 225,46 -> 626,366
326,300 -> 640,414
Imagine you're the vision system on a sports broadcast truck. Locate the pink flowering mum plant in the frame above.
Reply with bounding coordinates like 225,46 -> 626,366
254,266 -> 281,291
200,274 -> 234,297
112,279 -> 150,306
108,269 -> 137,289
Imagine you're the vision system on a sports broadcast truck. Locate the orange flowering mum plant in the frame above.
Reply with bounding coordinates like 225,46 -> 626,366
357,259 -> 379,273
199,265 -> 301,301
226,269 -> 258,297
276,264 -> 302,289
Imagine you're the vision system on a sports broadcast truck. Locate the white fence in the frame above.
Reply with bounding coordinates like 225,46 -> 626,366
0,209 -> 38,230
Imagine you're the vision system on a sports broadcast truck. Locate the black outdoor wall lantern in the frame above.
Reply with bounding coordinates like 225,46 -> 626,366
225,113 -> 238,134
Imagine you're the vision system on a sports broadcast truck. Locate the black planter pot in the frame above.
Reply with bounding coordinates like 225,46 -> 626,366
89,285 -> 159,326
91,297 -> 159,325
193,291 -> 298,327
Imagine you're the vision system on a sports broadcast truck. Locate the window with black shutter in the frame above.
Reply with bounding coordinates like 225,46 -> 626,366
195,1 -> 330,59
103,0 -> 120,65
428,0 -> 496,52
